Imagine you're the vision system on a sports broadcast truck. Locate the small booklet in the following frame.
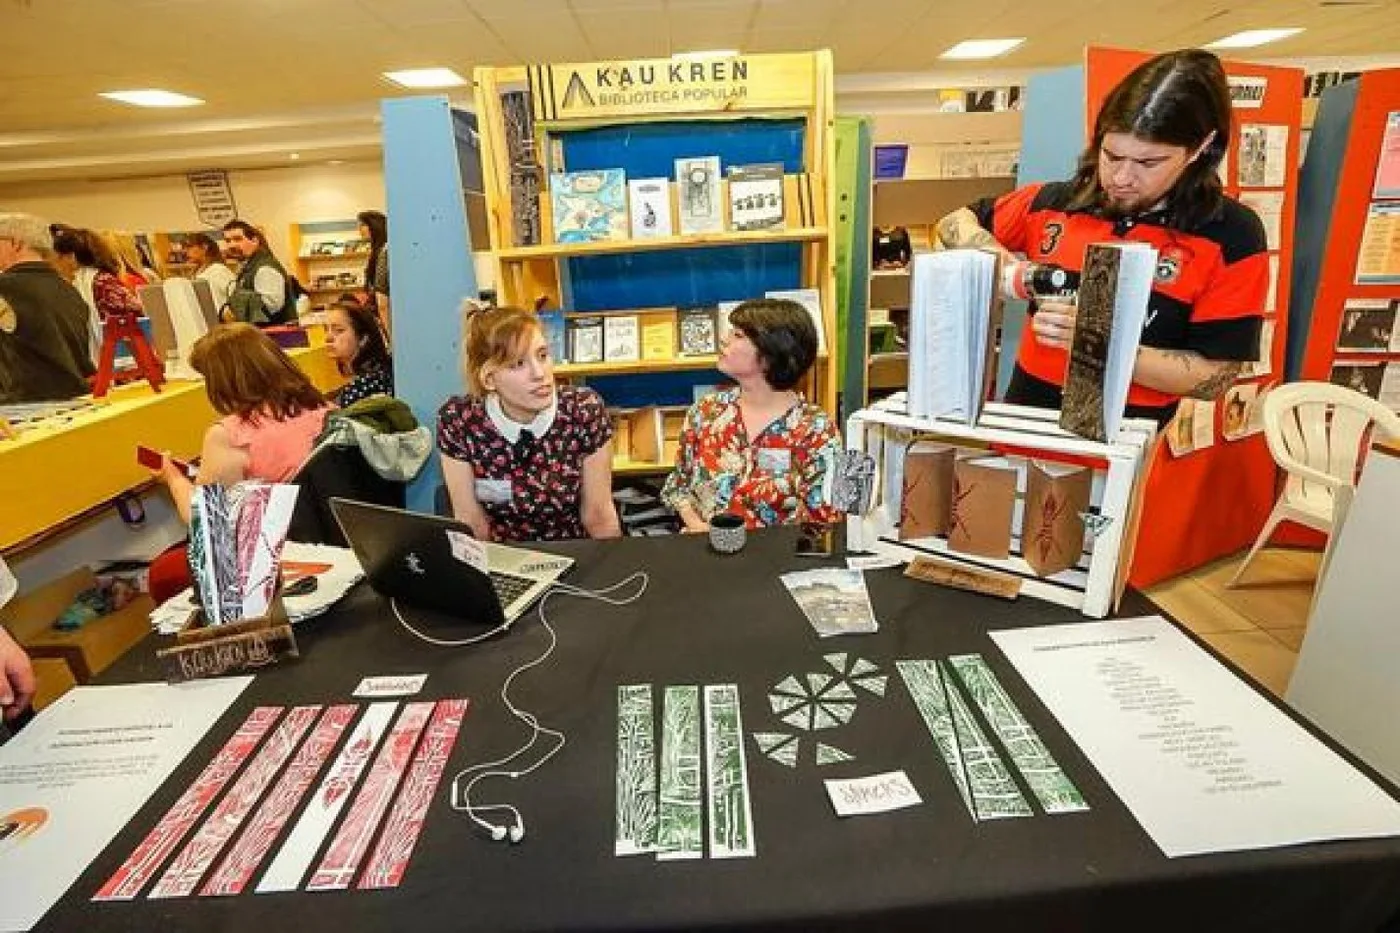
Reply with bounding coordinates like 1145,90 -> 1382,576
1060,242 -> 1157,441
906,250 -> 999,423
780,568 -> 879,638
603,314 -> 640,363
727,163 -> 785,231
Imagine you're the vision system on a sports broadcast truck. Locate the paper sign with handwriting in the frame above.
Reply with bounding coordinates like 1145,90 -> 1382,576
353,675 -> 428,699
444,530 -> 487,573
824,771 -> 923,817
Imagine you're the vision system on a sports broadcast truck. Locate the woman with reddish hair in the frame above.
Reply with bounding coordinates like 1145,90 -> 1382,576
148,324 -> 334,602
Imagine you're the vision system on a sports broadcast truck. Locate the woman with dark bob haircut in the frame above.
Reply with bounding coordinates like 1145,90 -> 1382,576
662,298 -> 842,531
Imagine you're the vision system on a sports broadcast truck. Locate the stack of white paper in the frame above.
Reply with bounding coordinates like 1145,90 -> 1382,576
907,250 -> 998,423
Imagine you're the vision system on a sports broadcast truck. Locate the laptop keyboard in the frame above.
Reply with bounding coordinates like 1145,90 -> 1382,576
490,570 -> 537,609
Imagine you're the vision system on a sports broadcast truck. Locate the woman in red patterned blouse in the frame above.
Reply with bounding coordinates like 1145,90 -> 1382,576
438,305 -> 621,542
662,298 -> 843,532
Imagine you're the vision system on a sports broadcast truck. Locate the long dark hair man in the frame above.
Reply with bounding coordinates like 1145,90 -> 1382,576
935,49 -> 1266,426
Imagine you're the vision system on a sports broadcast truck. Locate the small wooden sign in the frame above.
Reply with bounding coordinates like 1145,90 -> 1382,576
904,554 -> 1022,600
157,592 -> 299,682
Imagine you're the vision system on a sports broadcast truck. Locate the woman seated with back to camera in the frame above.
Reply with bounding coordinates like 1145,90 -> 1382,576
662,298 -> 842,532
157,323 -> 334,521
438,304 -> 620,542
325,297 -> 393,407
148,323 -> 335,603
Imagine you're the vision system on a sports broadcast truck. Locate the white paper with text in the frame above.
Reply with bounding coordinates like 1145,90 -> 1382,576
0,679 -> 251,930
991,617 -> 1400,857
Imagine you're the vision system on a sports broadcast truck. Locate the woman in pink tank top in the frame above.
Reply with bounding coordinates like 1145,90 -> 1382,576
157,323 -> 333,521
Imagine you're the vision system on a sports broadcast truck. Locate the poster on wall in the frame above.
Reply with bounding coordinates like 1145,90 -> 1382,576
1238,124 -> 1289,187
1222,382 -> 1260,441
1239,191 -> 1285,250
1355,202 -> 1400,284
1336,299 -> 1398,352
186,170 -> 238,227
1373,111 -> 1400,200
1330,361 -> 1386,399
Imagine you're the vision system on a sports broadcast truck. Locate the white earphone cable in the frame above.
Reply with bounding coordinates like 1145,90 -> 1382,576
392,570 -> 649,842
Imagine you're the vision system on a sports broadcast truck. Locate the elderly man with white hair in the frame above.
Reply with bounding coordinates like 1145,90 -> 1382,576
0,212 -> 95,403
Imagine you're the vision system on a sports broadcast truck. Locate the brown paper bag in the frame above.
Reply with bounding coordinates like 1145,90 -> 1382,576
1022,461 -> 1092,577
947,456 -> 1018,560
899,442 -> 955,540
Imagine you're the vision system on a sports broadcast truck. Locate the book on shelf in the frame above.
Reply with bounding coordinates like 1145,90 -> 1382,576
502,90 -> 543,247
1060,242 -> 1157,442
568,315 -> 605,364
537,309 -> 568,364
906,250 -> 998,424
628,178 -> 673,239
675,156 -> 723,235
550,169 -> 628,243
678,306 -> 719,356
765,287 -> 826,355
603,314 -> 641,363
642,315 -> 677,361
727,163 -> 785,231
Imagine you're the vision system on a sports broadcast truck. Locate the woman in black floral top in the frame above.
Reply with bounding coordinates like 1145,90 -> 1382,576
437,305 -> 621,542
325,298 -> 393,407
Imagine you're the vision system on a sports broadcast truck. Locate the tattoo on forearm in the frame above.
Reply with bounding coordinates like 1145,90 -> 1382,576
936,211 -> 998,250
1156,349 -> 1241,400
1189,363 -> 1243,400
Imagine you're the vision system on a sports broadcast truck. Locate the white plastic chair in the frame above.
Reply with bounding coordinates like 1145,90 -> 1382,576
1230,381 -> 1400,587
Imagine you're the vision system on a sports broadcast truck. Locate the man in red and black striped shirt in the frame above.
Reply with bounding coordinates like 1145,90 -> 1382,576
937,49 -> 1268,426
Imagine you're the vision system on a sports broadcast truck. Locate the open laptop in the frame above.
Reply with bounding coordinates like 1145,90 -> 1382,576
329,498 -> 574,628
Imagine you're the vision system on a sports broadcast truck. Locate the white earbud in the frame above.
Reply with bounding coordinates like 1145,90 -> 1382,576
446,573 -> 650,849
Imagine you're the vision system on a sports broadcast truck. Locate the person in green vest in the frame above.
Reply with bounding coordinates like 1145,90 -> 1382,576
220,219 -> 296,326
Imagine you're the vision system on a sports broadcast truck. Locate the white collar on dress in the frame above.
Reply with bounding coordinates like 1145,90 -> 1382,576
485,391 -> 557,443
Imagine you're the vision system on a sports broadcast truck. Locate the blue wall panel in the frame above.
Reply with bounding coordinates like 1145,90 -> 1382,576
997,66 -> 1087,395
382,97 -> 479,513
566,244 -> 802,312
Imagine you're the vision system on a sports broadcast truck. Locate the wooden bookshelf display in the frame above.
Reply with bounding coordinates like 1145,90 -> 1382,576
289,219 -> 371,309
473,50 -> 840,432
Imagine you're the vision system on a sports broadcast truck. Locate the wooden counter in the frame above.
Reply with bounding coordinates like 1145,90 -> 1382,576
0,343 -> 342,554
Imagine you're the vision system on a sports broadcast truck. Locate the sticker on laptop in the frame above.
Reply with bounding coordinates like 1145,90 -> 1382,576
445,529 -> 488,573
517,558 -> 573,575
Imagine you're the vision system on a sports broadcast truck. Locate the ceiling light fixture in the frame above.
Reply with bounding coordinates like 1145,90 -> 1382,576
672,49 -> 739,60
382,68 -> 468,89
1206,28 -> 1304,48
98,89 -> 204,108
289,153 -> 301,161
939,38 -> 1025,60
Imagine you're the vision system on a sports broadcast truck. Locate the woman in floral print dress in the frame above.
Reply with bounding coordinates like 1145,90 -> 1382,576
663,298 -> 842,532
438,305 -> 620,542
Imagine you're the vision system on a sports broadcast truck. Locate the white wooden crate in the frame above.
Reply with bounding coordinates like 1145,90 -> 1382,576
846,393 -> 1158,618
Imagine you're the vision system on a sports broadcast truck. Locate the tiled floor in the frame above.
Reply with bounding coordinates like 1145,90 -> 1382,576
1144,546 -> 1322,697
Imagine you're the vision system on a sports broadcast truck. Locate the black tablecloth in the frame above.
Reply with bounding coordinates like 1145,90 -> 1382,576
38,530 -> 1400,932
